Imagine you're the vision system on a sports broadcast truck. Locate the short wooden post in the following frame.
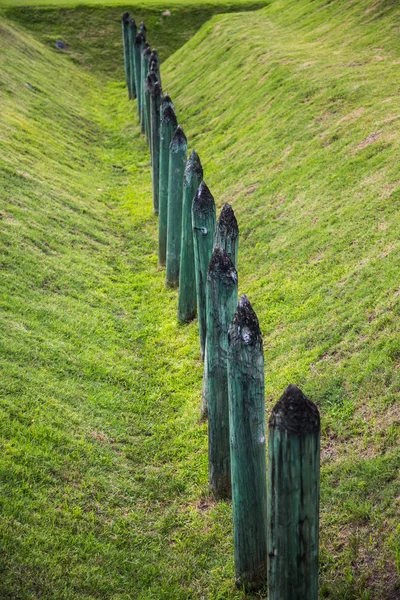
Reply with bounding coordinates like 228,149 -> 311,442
134,33 -> 145,120
128,17 -> 137,100
228,294 -> 267,590
214,203 -> 239,268
141,43 -> 150,136
267,385 -> 320,600
158,105 -> 177,266
178,150 -> 203,322
192,181 -> 216,359
166,126 -> 187,287
150,81 -> 162,215
206,247 -> 238,499
122,12 -> 131,98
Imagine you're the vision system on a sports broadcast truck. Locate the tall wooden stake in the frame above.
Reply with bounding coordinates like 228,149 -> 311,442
214,203 -> 239,268
134,33 -> 144,120
206,247 -> 238,499
141,43 -> 150,136
128,17 -> 137,99
268,385 -> 320,600
192,181 -> 216,359
178,151 -> 203,322
150,81 -> 162,214
122,12 -> 131,98
145,72 -> 157,159
166,126 -> 187,287
228,294 -> 267,590
158,105 -> 177,266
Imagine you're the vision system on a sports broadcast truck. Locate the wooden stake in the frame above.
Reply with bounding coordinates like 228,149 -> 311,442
150,81 -> 162,215
145,72 -> 157,158
141,43 -> 150,136
166,126 -> 187,287
206,247 -> 238,499
192,181 -> 216,359
139,21 -> 147,40
214,203 -> 239,268
121,13 -> 131,98
178,151 -> 203,322
268,385 -> 320,600
228,294 -> 267,590
158,105 -> 177,266
134,33 -> 145,120
127,17 -> 137,100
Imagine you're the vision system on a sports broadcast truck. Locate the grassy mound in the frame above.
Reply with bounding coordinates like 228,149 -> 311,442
0,0 -> 399,598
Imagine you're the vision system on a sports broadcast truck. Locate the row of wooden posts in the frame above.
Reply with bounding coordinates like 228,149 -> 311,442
122,13 -> 321,597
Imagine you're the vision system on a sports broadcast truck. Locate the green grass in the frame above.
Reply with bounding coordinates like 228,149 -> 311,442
1,0 -> 399,598
1,3 -> 267,77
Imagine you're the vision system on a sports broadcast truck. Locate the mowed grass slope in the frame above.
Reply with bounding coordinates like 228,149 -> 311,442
161,0 -> 400,596
0,1 -> 399,599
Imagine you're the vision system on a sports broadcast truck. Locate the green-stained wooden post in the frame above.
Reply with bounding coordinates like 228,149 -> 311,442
166,126 -> 187,288
128,18 -> 137,99
134,33 -> 144,120
206,247 -> 238,499
178,151 -> 203,322
158,105 -> 177,266
214,203 -> 239,268
145,72 -> 157,160
141,44 -> 151,138
192,181 -> 216,359
268,385 -> 320,600
121,12 -> 131,98
150,81 -> 162,215
228,294 -> 267,590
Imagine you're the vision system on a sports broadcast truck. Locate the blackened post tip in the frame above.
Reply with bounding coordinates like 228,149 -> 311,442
208,246 -> 238,282
122,11 -> 130,21
229,294 -> 262,348
269,385 -> 320,435
218,203 -> 239,236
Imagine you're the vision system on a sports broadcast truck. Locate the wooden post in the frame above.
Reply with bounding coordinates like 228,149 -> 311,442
228,294 -> 267,590
150,81 -> 162,215
141,43 -> 150,136
192,181 -> 216,359
145,72 -> 157,158
267,385 -> 320,600
158,105 -> 177,266
214,203 -> 239,268
178,151 -> 203,322
206,247 -> 238,499
122,12 -> 131,98
128,18 -> 137,100
134,33 -> 145,120
166,126 -> 187,288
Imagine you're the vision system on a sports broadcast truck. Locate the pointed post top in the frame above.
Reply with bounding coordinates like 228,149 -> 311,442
142,45 -> 151,57
217,203 -> 239,240
163,93 -> 172,104
192,181 -> 215,215
229,294 -> 262,350
208,246 -> 238,285
145,72 -> 157,92
269,385 -> 320,436
139,21 -> 146,30
161,105 -> 177,127
129,17 -> 136,29
185,150 -> 203,181
152,81 -> 162,98
135,32 -> 145,46
122,11 -> 130,23
170,125 -> 187,152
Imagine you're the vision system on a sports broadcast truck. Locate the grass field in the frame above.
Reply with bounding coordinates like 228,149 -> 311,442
0,0 -> 399,598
